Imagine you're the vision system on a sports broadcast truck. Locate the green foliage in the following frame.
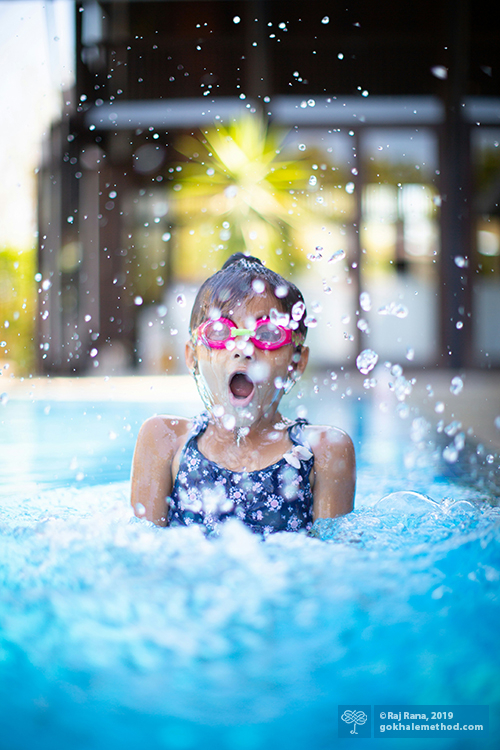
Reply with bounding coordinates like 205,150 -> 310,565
171,113 -> 326,276
0,246 -> 36,374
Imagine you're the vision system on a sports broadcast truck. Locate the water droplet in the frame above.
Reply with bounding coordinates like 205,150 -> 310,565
41,310 -> 49,320
435,401 -> 445,413
431,65 -> 448,80
170,328 -> 178,336
157,305 -> 167,317
378,302 -> 408,318
275,284 -> 288,298
359,291 -> 371,311
356,349 -> 379,374
248,361 -> 270,383
223,414 -> 236,430
328,249 -> 346,263
42,279 -> 52,291
298,144 -> 306,152
84,314 -> 92,322
252,279 -> 266,294
357,318 -> 370,333
34,272 -> 42,282
450,375 -> 463,395
321,16 -> 330,24
304,315 -> 317,328
393,304 -> 409,319
176,294 -> 186,307
134,296 -> 143,306
406,347 -> 415,361
308,175 -> 317,187
136,502 -> 146,517
307,247 -> 323,261
494,416 -> 500,430
90,348 -> 98,358
456,321 -> 463,329
0,393 -> 8,405
442,445 -> 458,463
345,182 -> 355,194
270,309 -> 290,327
161,232 -> 171,242
397,402 -> 410,419
233,15 -> 241,23
291,301 -> 306,321
454,256 -> 468,268
311,301 -> 322,313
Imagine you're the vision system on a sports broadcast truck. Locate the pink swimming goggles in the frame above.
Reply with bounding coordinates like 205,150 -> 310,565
197,317 -> 295,351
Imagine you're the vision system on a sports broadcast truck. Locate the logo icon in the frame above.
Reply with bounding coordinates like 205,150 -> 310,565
342,710 -> 368,734
338,705 -> 371,738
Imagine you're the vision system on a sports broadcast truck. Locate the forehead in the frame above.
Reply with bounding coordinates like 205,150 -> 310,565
223,291 -> 279,320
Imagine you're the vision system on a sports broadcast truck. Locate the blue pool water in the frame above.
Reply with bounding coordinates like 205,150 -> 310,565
1,383 -> 499,749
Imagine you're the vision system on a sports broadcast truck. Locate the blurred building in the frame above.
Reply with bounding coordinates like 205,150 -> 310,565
37,0 -> 500,374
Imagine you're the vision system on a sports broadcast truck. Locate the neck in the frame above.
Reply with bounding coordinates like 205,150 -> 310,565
210,409 -> 287,447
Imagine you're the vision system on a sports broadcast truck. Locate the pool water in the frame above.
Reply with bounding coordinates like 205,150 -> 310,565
1,385 -> 499,749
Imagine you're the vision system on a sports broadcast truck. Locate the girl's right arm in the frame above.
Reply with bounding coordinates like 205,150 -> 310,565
130,416 -> 189,526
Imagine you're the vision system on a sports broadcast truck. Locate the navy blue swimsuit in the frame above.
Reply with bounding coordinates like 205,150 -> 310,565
168,413 -> 314,535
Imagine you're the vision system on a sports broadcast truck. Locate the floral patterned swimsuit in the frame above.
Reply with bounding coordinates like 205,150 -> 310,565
168,413 -> 314,535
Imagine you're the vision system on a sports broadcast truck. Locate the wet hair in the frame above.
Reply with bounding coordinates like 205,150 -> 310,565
190,253 -> 307,344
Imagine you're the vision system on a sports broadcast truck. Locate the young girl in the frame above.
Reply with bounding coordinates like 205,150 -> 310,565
131,253 -> 355,535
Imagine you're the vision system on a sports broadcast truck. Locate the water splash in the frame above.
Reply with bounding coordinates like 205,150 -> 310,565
356,349 -> 378,375
450,375 -> 464,395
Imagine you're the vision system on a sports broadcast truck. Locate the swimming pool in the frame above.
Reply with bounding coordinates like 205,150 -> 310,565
1,376 -> 499,749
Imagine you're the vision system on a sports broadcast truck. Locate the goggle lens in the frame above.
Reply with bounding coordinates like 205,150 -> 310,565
253,321 -> 287,346
203,320 -> 232,342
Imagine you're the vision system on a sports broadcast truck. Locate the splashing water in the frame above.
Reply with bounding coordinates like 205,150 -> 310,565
359,291 -> 371,312
1,400 -> 499,750
291,301 -> 305,321
378,302 -> 409,318
356,348 -> 379,375
328,249 -> 346,263
450,375 -> 464,395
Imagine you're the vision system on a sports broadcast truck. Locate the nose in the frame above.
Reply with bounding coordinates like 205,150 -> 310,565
233,340 -> 255,358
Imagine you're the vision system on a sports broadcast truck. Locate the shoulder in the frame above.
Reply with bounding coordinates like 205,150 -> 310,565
301,423 -> 354,451
135,415 -> 193,459
302,424 -> 355,467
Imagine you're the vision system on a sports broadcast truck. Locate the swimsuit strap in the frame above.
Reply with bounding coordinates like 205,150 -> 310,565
287,417 -> 311,449
173,412 -> 211,469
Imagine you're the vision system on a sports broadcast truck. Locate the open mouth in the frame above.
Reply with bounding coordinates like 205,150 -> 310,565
229,372 -> 255,403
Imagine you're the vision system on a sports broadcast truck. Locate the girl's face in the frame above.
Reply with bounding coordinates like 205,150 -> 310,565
185,292 -> 309,430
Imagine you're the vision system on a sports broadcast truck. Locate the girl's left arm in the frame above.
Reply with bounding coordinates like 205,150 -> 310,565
309,426 -> 356,520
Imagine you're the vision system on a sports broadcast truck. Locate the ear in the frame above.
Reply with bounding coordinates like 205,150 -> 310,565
185,340 -> 197,373
292,345 -> 309,377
